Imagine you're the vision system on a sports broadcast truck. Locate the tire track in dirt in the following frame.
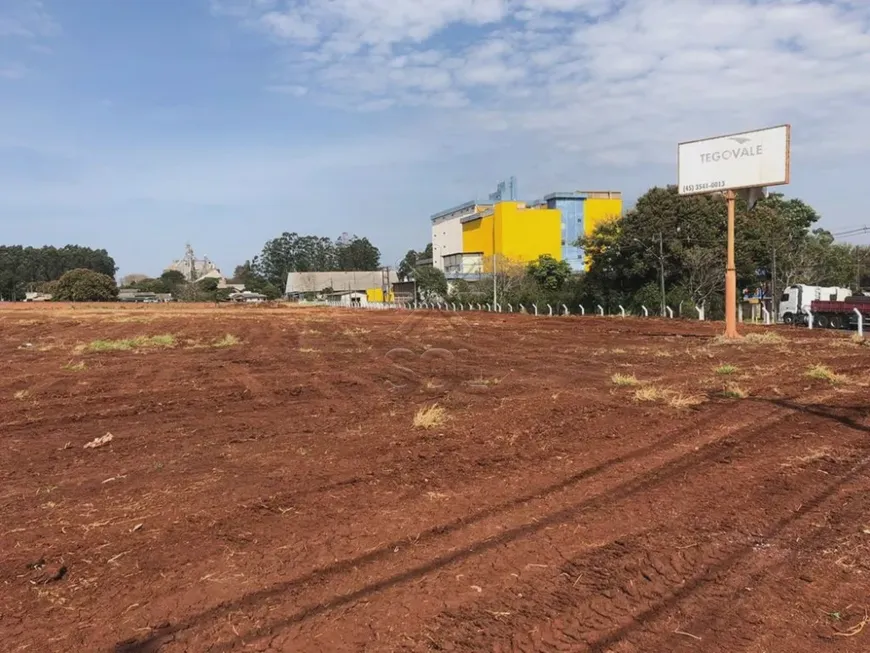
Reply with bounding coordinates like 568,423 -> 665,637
402,400 -> 870,652
115,388 -> 839,652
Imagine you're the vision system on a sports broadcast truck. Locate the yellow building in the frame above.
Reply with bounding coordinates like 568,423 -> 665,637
459,201 -> 562,273
434,190 -> 622,278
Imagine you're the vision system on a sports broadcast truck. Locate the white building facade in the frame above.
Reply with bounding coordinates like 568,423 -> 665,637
430,201 -> 488,272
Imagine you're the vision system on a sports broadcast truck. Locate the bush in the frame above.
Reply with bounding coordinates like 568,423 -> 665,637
54,268 -> 118,302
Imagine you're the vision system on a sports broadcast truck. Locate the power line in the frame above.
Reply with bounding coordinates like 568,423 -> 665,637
832,226 -> 870,238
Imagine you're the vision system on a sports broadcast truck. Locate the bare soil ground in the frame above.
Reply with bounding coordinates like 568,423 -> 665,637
2,303 -> 869,653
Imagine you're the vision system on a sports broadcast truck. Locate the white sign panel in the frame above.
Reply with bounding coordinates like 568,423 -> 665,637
677,125 -> 790,195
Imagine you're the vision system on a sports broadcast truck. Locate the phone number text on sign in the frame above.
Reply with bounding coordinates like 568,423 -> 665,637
681,181 -> 726,194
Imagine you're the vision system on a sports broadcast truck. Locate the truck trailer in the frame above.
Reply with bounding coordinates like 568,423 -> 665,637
779,284 -> 870,329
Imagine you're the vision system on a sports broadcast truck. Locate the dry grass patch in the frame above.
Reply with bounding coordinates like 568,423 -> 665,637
782,447 -> 840,468
13,389 -> 30,400
634,385 -> 669,402
468,376 -> 502,387
212,334 -> 240,347
721,382 -> 748,399
806,364 -> 847,384
62,361 -> 87,371
342,327 -> 371,336
715,364 -> 738,375
83,334 -> 176,352
611,373 -> 640,387
633,385 -> 705,409
298,347 -> 319,354
413,404 -> 446,429
666,393 -> 707,409
714,332 -> 785,346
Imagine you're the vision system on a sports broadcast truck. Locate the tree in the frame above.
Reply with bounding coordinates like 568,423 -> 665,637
399,244 -> 433,280
230,259 -> 281,299
54,269 -> 118,302
160,270 -> 187,290
336,236 -> 380,271
680,246 -> 724,312
120,273 -> 148,288
414,266 -> 448,301
253,231 -> 384,288
527,255 -> 572,291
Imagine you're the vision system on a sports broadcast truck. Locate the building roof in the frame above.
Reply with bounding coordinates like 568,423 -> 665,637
285,270 -> 399,295
430,200 -> 477,221
542,190 -> 622,201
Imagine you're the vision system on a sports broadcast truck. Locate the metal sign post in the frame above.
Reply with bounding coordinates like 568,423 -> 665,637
724,190 -> 738,338
678,125 -> 791,339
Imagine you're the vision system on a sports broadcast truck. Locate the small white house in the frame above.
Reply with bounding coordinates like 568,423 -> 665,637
325,291 -> 368,307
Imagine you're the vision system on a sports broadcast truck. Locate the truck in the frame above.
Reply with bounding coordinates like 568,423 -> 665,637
778,284 -> 870,329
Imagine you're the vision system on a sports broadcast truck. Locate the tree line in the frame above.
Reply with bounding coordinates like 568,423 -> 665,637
0,245 -> 117,301
400,186 -> 869,316
0,231 -> 385,302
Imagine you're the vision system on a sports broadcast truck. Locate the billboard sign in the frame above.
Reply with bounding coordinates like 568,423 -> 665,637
677,125 -> 790,195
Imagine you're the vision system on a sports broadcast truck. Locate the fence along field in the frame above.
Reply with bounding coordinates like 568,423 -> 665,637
1,303 -> 868,652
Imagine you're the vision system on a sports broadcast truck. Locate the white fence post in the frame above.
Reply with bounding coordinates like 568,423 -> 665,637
696,304 -> 705,321
597,305 -> 604,316
547,304 -> 553,316
854,308 -> 863,338
807,309 -> 814,329
641,305 -> 649,317
562,304 -> 569,315
578,304 -> 585,315
534,304 -> 539,316
761,305 -> 771,325
507,304 -> 513,313
738,303 -> 744,323
618,305 -> 626,318
476,303 -> 481,311
497,303 -> 502,313
666,306 -> 674,318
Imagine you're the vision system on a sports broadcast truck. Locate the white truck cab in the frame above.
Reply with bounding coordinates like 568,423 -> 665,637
778,284 -> 852,324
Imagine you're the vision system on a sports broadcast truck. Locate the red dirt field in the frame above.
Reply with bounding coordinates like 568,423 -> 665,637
1,303 -> 869,653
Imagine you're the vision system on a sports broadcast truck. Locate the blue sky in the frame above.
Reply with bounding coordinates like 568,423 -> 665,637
2,0 -> 870,278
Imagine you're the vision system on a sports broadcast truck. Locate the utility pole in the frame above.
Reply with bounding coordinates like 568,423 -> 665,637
658,231 -> 666,317
633,234 -> 666,317
771,243 -> 777,322
492,216 -> 498,308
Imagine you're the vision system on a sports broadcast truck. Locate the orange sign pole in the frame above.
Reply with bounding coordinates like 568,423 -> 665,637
724,190 -> 739,339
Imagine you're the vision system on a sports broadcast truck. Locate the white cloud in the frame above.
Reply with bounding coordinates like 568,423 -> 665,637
0,0 -> 58,38
212,0 -> 870,167
0,0 -> 57,81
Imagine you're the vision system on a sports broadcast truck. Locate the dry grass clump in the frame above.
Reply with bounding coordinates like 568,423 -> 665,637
806,364 -> 847,384
715,364 -> 738,375
62,361 -> 87,371
413,404 -> 446,429
714,332 -> 784,346
468,377 -> 502,387
634,385 -> 670,403
666,393 -> 706,409
611,373 -> 640,387
13,389 -> 30,400
212,334 -> 240,347
84,334 -> 176,352
633,385 -> 705,409
721,382 -> 748,399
